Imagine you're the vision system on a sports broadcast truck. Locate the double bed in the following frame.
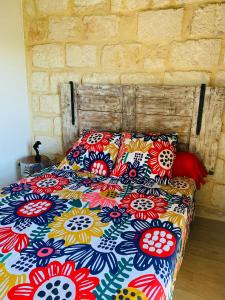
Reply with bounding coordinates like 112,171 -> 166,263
0,83 -> 224,299
0,166 -> 195,300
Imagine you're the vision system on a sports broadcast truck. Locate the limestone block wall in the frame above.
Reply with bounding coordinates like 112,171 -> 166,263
22,0 -> 225,221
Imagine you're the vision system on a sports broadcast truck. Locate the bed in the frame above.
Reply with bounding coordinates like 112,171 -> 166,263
0,83 -> 224,300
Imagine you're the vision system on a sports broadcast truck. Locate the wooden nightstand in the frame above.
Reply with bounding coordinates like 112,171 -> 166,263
17,155 -> 50,178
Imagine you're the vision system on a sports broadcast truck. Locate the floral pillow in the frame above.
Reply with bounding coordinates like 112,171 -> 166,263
58,129 -> 121,177
111,132 -> 178,184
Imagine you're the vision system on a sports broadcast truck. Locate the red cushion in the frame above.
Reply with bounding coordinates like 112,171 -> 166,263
172,152 -> 207,189
66,147 -> 73,156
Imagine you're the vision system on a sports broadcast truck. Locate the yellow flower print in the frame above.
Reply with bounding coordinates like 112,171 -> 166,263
159,177 -> 196,196
104,143 -> 119,160
0,263 -> 26,299
125,139 -> 151,153
114,287 -> 147,300
58,158 -> 80,171
48,208 -> 108,246
160,211 -> 185,229
56,189 -> 83,200
58,158 -> 68,169
76,171 -> 97,178
71,164 -> 81,171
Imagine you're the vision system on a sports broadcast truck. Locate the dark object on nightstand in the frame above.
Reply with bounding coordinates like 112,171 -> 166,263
33,141 -> 42,163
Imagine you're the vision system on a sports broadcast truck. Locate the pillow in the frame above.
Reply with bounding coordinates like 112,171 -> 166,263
172,152 -> 207,189
111,132 -> 178,184
58,129 -> 121,177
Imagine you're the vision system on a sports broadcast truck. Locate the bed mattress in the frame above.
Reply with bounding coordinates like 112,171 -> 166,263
0,167 -> 195,300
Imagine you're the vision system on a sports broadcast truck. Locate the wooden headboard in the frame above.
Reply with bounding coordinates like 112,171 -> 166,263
60,83 -> 225,174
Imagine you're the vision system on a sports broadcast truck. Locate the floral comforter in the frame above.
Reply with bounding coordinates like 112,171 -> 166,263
0,167 -> 195,300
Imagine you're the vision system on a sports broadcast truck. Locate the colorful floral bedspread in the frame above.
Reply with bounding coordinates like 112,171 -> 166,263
0,167 -> 195,300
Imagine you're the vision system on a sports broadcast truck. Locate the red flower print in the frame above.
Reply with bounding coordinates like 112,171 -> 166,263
81,131 -> 113,152
91,181 -> 122,192
8,260 -> 99,300
110,161 -> 128,177
0,227 -> 29,253
30,174 -> 69,194
119,193 -> 167,220
82,191 -> 117,209
128,274 -> 166,300
148,141 -> 176,178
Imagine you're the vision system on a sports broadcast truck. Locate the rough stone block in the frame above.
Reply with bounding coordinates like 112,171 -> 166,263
66,44 -> 97,67
118,15 -> 138,41
170,39 -> 221,69
32,95 -> 40,113
83,73 -> 120,84
49,17 -> 83,41
121,73 -> 161,84
164,71 -> 210,85
32,44 -> 64,68
84,16 -> 119,40
190,4 -> 225,37
215,71 -> 225,87
50,72 -> 81,93
23,0 -> 36,18
31,72 -> 49,92
152,0 -> 171,8
142,45 -> 168,71
36,0 -> 69,15
40,95 -> 60,114
138,9 -> 183,42
73,0 -> 110,15
176,0 -> 220,5
27,18 -> 48,43
190,5 -> 215,36
33,117 -> 53,135
111,0 -> 150,13
102,44 -> 142,70
144,58 -> 166,71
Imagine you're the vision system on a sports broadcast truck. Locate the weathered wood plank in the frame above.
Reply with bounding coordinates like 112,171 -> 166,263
122,85 -> 136,132
136,97 -> 193,116
78,111 -> 122,132
190,87 -> 225,173
78,95 -> 122,112
135,85 -> 196,99
136,114 -> 192,133
77,84 -> 121,96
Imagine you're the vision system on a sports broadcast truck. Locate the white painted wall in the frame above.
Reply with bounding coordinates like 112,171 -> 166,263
0,0 -> 31,186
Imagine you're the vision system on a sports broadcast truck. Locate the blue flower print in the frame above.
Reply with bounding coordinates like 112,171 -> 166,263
67,145 -> 87,165
97,206 -> 130,224
0,193 -> 67,228
115,219 -> 181,283
62,236 -> 118,275
1,183 -> 31,197
11,238 -> 65,272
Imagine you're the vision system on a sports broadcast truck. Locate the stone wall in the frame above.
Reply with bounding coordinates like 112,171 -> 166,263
22,0 -> 225,221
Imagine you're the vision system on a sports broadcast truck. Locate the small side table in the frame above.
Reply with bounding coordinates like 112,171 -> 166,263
18,156 -> 50,178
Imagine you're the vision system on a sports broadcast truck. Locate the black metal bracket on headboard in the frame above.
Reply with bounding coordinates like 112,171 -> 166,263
69,81 -> 75,125
196,84 -> 206,135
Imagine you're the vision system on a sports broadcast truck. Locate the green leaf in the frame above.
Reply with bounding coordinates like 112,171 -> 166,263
68,199 -> 82,207
93,257 -> 133,300
103,217 -> 131,240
